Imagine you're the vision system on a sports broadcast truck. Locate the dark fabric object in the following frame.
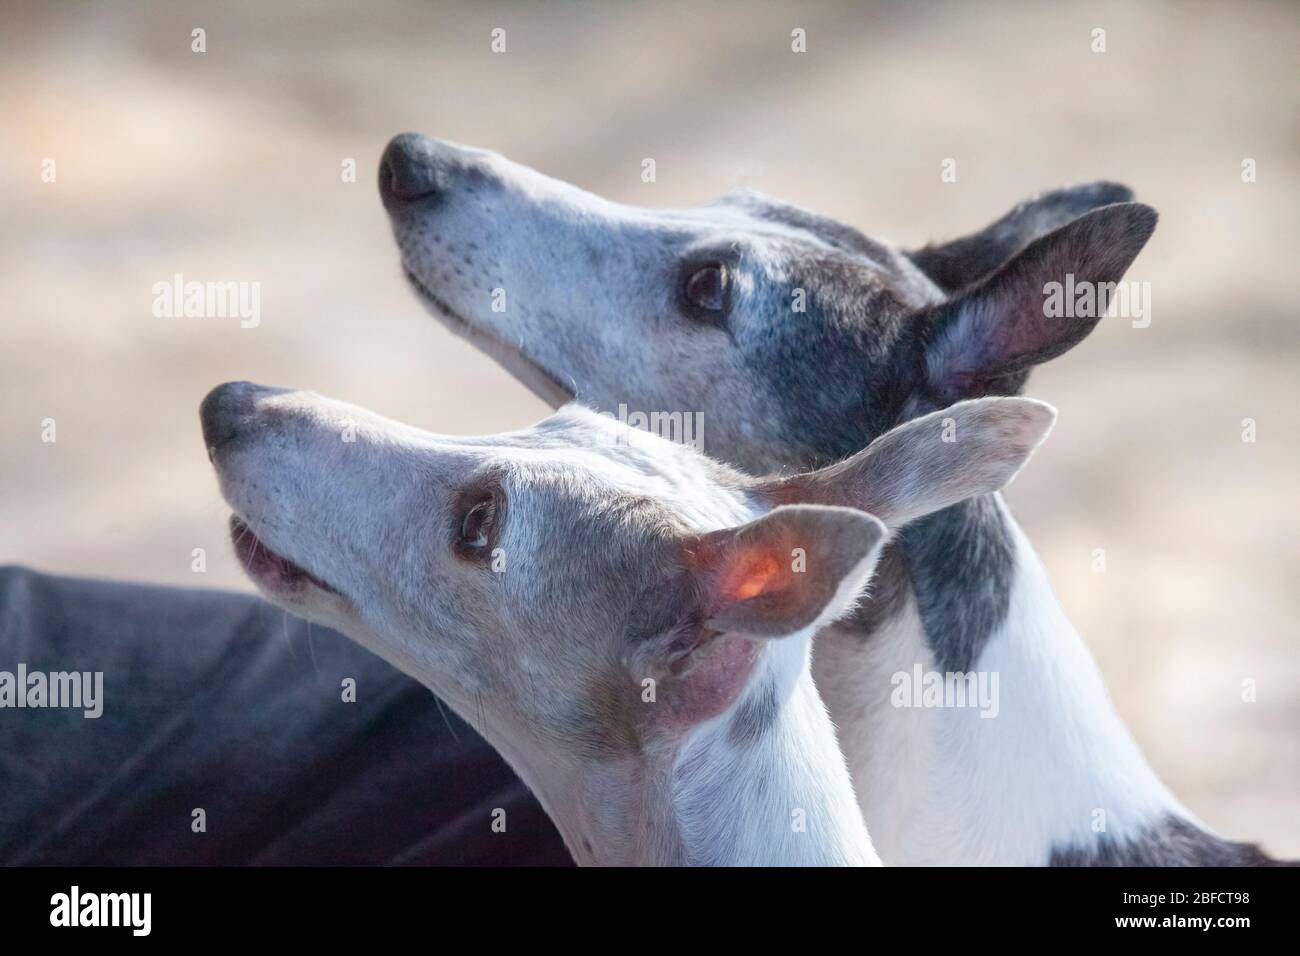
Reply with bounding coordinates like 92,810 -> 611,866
0,566 -> 571,866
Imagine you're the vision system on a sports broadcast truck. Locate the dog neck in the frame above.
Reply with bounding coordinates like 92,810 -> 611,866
814,492 -> 1193,864
511,643 -> 880,866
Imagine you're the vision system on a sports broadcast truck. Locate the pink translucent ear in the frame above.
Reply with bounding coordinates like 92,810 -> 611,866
643,506 -> 885,731
924,203 -> 1157,404
693,505 -> 885,640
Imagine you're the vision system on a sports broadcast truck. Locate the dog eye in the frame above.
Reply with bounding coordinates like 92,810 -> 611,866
460,496 -> 496,549
683,263 -> 727,313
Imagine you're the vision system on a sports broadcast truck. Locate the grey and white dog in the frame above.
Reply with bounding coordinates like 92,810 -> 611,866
379,133 -> 1284,866
202,382 -> 1051,865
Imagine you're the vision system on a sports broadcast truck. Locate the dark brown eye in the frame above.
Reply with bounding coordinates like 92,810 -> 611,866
684,263 -> 727,313
460,496 -> 496,549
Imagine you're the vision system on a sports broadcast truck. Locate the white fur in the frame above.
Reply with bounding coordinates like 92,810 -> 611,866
674,640 -> 879,866
815,496 -> 1190,864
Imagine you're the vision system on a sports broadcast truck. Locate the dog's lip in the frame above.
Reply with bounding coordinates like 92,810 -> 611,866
401,266 -> 576,408
229,515 -> 342,597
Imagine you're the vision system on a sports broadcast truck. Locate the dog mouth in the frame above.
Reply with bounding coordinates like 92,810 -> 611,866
402,266 -> 575,408
229,516 -> 341,598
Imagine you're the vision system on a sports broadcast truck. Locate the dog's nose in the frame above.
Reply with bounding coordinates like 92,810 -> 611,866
200,381 -> 268,457
379,133 -> 451,206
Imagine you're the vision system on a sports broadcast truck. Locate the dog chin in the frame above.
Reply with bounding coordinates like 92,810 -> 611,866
401,267 -> 575,408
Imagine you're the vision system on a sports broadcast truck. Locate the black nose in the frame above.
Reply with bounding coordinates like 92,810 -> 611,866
379,133 -> 449,206
200,381 -> 266,456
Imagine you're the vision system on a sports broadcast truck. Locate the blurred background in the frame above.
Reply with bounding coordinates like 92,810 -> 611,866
1,0 -> 1296,853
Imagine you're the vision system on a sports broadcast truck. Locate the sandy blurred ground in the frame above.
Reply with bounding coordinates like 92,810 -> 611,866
0,0 -> 1296,854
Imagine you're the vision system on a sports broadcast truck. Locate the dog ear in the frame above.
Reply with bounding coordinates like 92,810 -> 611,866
758,397 -> 1055,528
689,505 -> 886,640
628,506 -> 885,730
907,181 -> 1136,293
917,203 -> 1157,407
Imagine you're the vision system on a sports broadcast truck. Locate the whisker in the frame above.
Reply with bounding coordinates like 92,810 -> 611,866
432,694 -> 460,744
306,620 -> 319,676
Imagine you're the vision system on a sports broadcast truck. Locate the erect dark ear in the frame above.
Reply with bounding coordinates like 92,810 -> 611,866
919,202 -> 1157,407
759,397 -> 1055,528
690,505 -> 885,641
908,181 -> 1136,293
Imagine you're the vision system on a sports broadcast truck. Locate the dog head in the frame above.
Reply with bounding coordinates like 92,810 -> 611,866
202,384 -> 1051,796
382,133 -> 1150,472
